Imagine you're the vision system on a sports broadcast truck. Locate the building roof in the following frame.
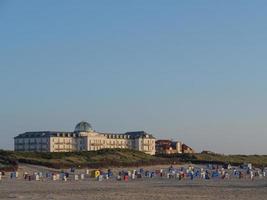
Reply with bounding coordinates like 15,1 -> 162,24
14,122 -> 156,140
14,131 -> 76,139
15,130 -> 156,139
156,140 -> 172,144
125,131 -> 155,139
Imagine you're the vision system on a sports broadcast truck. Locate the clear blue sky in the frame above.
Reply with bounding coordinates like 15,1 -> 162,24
1,0 -> 267,154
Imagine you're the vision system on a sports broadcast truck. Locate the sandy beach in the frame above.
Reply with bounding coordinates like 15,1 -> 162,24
1,176 -> 267,200
1,164 -> 267,200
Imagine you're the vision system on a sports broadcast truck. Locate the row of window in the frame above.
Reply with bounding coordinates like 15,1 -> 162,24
104,134 -> 131,139
90,146 -> 127,151
15,139 -> 49,143
89,140 -> 132,145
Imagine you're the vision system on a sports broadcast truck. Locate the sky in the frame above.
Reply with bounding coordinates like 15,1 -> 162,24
1,0 -> 267,154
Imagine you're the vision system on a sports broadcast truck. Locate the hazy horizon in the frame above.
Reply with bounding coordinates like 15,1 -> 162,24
1,1 -> 267,154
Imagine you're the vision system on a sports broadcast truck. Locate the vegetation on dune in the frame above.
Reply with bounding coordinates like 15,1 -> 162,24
0,149 -> 168,169
1,149 -> 267,171
0,151 -> 18,171
160,153 -> 267,168
194,153 -> 267,167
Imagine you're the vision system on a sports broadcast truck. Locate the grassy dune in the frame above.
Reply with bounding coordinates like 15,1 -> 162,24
0,151 -> 18,171
1,149 -> 267,171
0,149 -> 167,169
194,153 -> 267,167
162,153 -> 267,168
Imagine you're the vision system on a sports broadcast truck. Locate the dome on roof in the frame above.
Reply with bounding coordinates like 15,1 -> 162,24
74,121 -> 93,132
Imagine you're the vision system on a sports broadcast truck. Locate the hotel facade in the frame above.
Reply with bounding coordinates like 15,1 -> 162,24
14,122 -> 156,155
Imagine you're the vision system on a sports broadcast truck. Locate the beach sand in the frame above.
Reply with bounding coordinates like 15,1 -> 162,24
0,164 -> 267,200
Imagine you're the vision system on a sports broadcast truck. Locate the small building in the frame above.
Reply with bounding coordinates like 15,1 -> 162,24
14,121 -> 156,155
156,139 -> 195,155
181,144 -> 195,154
201,150 -> 216,154
155,140 -> 182,155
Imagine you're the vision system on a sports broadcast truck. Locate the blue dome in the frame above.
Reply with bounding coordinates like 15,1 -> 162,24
74,121 -> 93,132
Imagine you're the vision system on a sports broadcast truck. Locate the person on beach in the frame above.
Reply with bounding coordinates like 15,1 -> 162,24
190,171 -> 194,180
205,170 -> 210,180
239,171 -> 243,179
201,168 -> 205,179
24,172 -> 28,180
160,169 -> 163,177
250,171 -> 254,181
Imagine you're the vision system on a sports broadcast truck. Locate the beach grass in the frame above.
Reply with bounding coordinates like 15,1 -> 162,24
1,149 -> 267,170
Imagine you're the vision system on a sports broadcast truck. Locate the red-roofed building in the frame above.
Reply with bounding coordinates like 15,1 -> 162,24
156,140 -> 182,155
182,144 -> 195,154
156,140 -> 195,155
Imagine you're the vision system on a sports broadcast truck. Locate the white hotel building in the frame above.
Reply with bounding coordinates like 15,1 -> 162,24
14,122 -> 156,155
